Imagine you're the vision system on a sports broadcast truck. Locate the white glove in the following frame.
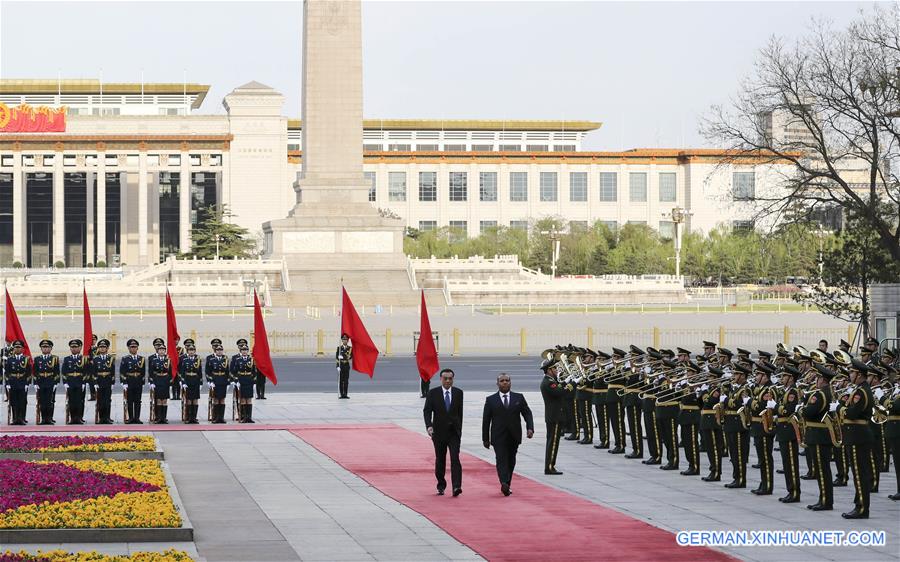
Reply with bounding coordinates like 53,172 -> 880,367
150,384 -> 156,390
181,384 -> 187,389
829,402 -> 838,412
231,382 -> 238,389
4,385 -> 8,390
741,397 -> 750,406
874,388 -> 884,400
53,385 -> 57,391
766,399 -> 776,409
210,382 -> 215,389
64,383 -> 69,389
719,395 -> 727,403
32,385 -> 37,392
700,384 -> 709,391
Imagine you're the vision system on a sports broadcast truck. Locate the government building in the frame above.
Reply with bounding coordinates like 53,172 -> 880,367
0,79 -> 778,268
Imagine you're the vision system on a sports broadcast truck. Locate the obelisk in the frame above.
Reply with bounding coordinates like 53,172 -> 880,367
263,0 -> 406,279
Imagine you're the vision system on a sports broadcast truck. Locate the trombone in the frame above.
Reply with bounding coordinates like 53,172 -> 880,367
617,365 -> 677,397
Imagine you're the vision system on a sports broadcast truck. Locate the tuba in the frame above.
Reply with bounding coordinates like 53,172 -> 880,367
872,403 -> 889,424
823,409 -> 843,447
761,407 -> 775,434
809,350 -> 828,365
833,349 -> 853,367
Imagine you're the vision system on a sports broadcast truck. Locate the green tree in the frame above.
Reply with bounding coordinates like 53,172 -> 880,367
795,209 -> 900,338
606,224 -> 670,275
185,205 -> 256,259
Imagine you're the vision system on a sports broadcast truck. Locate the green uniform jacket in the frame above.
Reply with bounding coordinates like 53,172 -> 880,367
802,387 -> 832,446
840,382 -> 874,446
775,386 -> 800,442
541,376 -> 568,424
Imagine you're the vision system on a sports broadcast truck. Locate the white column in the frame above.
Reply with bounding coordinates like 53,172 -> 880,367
179,152 -> 190,253
97,157 -> 107,264
12,153 -> 24,264
220,150 -> 230,211
86,171 -> 95,265
138,151 -> 148,264
52,156 -> 65,265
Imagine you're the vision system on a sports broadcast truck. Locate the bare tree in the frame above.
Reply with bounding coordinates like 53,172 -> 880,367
702,5 -> 900,261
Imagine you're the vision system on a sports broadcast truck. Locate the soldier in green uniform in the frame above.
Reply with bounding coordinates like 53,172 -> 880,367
574,350 -> 594,445
723,363 -> 752,488
869,362 -> 890,478
655,358 -> 681,471
91,339 -> 115,424
641,349 -> 664,465
749,362 -> 777,495
700,366 -> 725,481
605,348 -> 627,454
677,361 -> 702,476
5,341 -> 30,425
805,364 -> 836,511
775,365 -> 802,503
336,334 -> 352,399
592,350 -> 611,450
885,373 -> 900,501
839,359 -> 875,518
622,345 -> 644,457
540,358 -> 567,475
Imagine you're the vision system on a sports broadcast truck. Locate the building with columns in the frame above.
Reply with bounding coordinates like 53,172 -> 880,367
0,79 -> 781,268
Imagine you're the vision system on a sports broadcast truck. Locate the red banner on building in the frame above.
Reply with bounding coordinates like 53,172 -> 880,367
0,103 -> 66,133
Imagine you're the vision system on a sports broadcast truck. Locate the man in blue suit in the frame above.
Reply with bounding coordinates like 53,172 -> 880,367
483,372 -> 535,496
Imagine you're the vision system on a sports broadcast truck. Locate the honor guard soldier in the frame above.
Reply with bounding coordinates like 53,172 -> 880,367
592,350 -> 611,450
87,334 -> 98,402
62,339 -> 88,425
655,358 -> 681,471
171,338 -> 186,402
92,339 -> 115,424
700,366 -> 726,481
179,342 -> 203,423
605,348 -> 628,453
839,359 -> 875,519
149,343 -> 172,424
254,338 -> 267,400
678,362 -> 703,476
749,362 -> 777,495
723,363 -> 752,488
805,364 -> 836,511
622,345 -> 645,456
231,341 -> 256,423
33,340 -> 60,425
540,358 -> 567,475
336,333 -> 352,399
5,341 -> 31,425
775,365 -> 803,502
206,339 -> 230,423
120,339 -> 146,423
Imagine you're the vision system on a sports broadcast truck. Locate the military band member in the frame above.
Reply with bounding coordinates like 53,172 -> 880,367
62,339 -> 88,425
92,339 -> 115,424
749,362 -> 776,495
149,343 -> 171,424
87,334 -> 98,402
336,333 -> 352,399
869,363 -> 890,477
677,362 -> 702,475
620,345 -> 644,456
656,358 -> 681,471
592,350 -> 611,450
205,339 -> 230,424
33,340 -> 60,425
805,364 -> 836,511
605,348 -> 627,453
179,342 -> 203,423
723,363 -> 751,488
640,349 -> 662,464
120,339 -> 146,424
575,350 -> 594,445
702,341 -> 717,361
540,358 -> 567,475
838,359 -> 875,519
700,366 -> 725,481
231,341 -> 256,423
886,377 -> 900,501
775,365 -> 802,502
5,341 -> 30,425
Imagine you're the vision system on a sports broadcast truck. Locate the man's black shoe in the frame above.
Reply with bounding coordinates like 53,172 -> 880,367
501,483 -> 511,496
841,508 -> 868,519
452,488 -> 462,497
660,463 -> 678,471
702,475 -> 721,482
436,489 -> 444,496
608,447 -> 626,454
808,503 -> 832,511
544,469 -> 563,475
750,489 -> 772,496
680,469 -> 700,476
779,496 -> 800,503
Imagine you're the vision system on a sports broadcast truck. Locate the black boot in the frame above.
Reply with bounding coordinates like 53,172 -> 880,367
160,405 -> 168,424
245,404 -> 254,423
134,402 -> 143,423
216,404 -> 226,424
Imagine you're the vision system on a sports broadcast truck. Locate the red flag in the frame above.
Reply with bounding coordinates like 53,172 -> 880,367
252,290 -> 277,385
82,288 -> 93,357
416,290 -> 440,382
340,287 -> 378,377
4,290 -> 30,357
165,289 -> 180,380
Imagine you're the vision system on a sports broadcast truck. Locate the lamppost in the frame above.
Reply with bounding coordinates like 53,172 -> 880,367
662,206 -> 691,278
815,227 -> 828,287
214,234 -> 223,261
539,228 -> 562,278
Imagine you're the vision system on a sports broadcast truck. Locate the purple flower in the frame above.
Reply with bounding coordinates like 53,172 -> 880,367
0,435 -> 142,453
0,460 -> 160,512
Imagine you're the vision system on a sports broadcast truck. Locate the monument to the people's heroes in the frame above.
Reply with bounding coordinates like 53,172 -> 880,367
263,0 -> 408,291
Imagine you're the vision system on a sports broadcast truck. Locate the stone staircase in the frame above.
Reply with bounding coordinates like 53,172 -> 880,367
271,269 -> 429,307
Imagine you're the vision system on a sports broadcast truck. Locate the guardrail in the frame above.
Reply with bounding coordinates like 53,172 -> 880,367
22,325 -> 854,357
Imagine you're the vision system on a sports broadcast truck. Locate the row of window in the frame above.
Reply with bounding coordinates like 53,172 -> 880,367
415,219 -> 752,237
359,144 -> 577,152
0,154 -> 221,168
363,171 -> 683,203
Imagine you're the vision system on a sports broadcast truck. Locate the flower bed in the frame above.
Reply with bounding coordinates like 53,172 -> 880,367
0,549 -> 194,562
0,436 -> 156,454
0,459 -> 182,529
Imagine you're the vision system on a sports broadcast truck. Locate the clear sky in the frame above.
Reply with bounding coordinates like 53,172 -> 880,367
0,0 -> 878,149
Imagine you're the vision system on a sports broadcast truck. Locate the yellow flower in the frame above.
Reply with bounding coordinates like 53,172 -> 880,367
2,548 -> 194,561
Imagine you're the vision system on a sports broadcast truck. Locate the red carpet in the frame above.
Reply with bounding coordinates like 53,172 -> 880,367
292,425 -> 736,562
0,423 -> 396,432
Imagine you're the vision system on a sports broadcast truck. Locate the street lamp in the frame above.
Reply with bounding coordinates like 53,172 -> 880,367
214,234 -> 223,261
539,228 -> 562,278
662,206 -> 692,278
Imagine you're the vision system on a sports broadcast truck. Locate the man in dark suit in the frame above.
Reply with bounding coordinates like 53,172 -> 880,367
483,372 -> 534,496
423,368 -> 464,496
